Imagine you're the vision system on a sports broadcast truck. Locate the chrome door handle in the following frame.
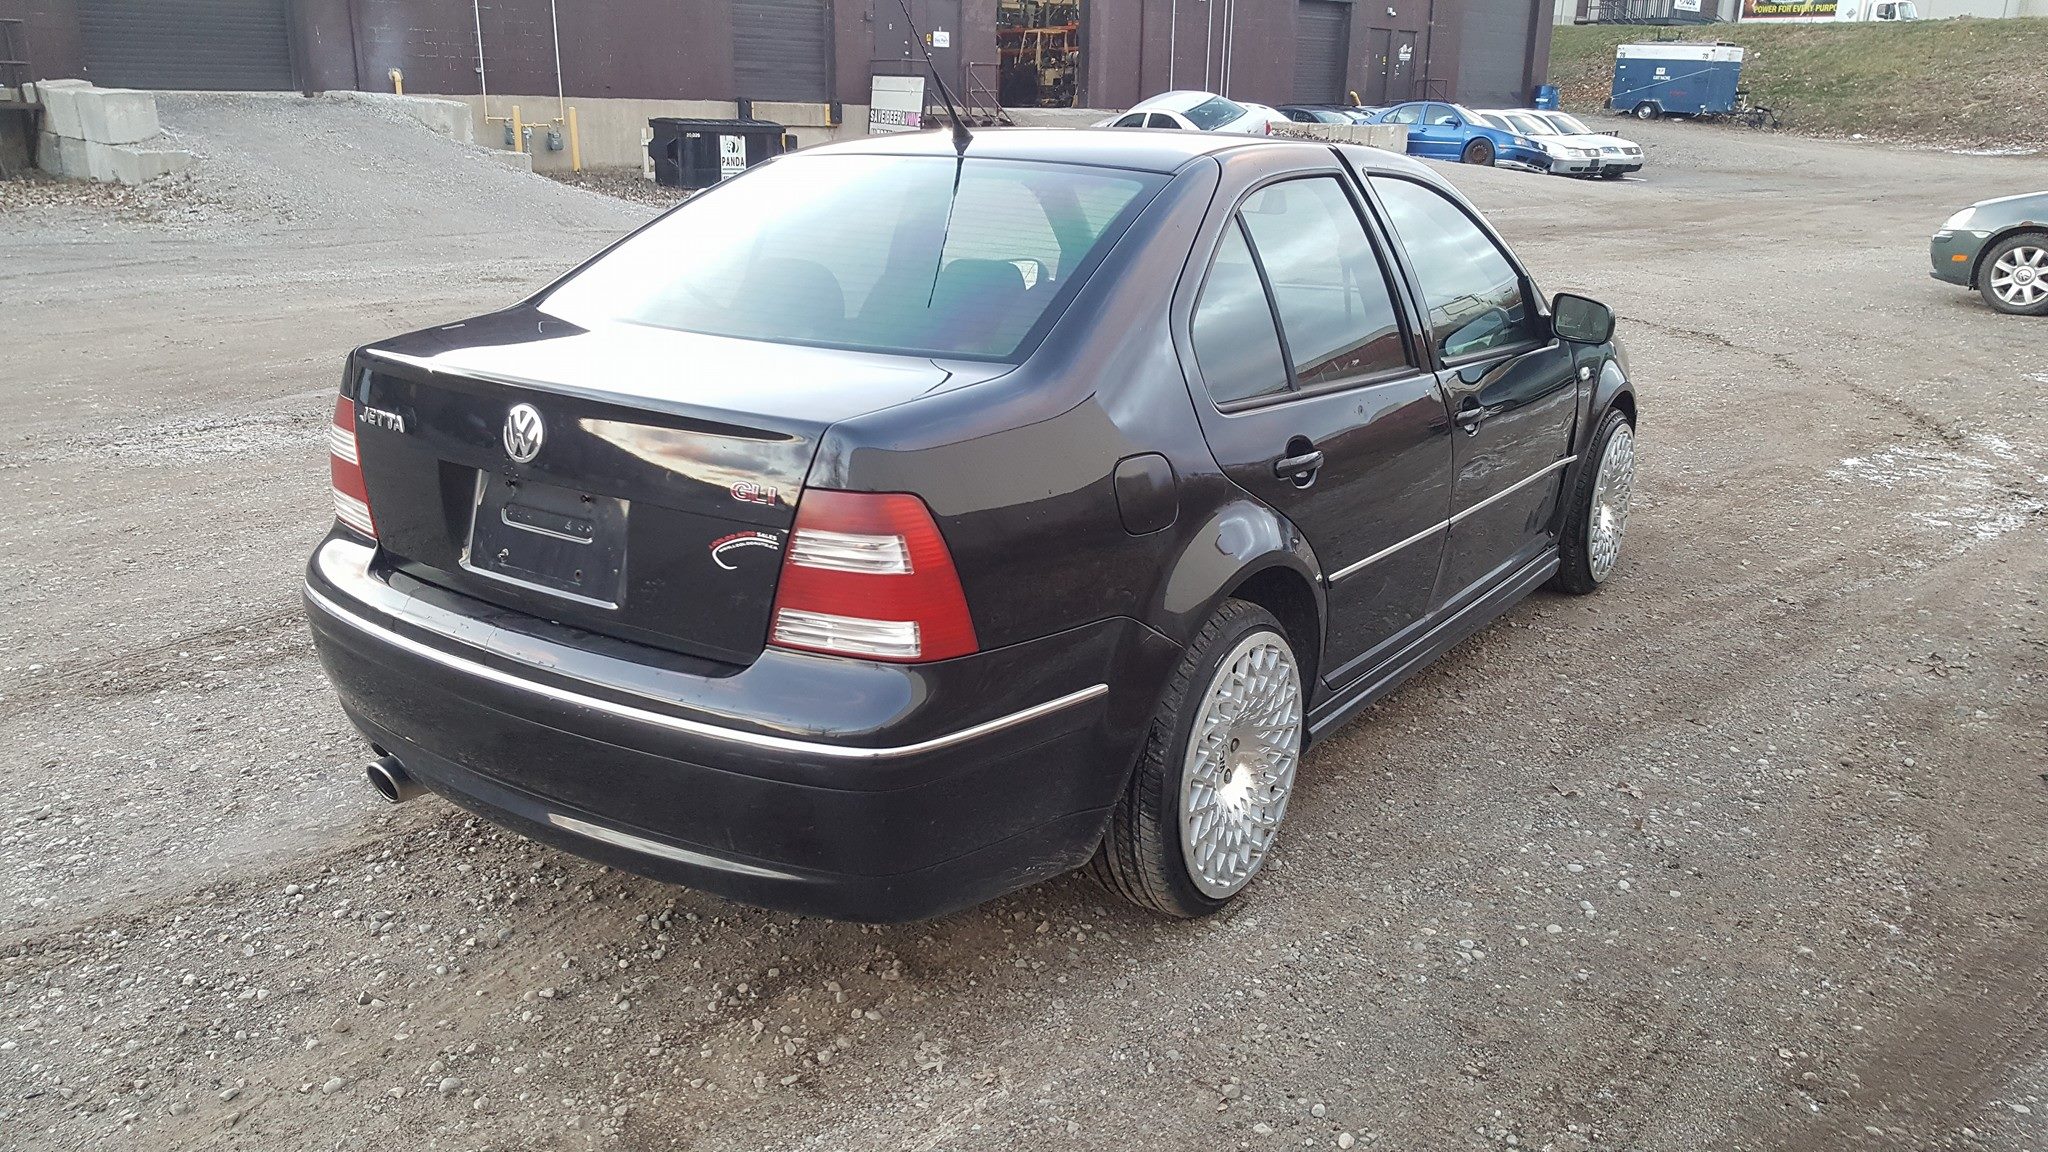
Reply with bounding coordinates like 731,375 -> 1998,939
1273,449 -> 1325,483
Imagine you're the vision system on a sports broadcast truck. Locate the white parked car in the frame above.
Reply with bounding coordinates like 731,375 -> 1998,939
1490,109 -> 1645,179
1473,111 -> 1596,175
1096,91 -> 1290,136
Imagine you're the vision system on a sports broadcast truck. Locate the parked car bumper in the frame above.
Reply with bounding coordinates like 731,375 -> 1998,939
1597,157 -> 1643,175
302,534 -> 1178,922
1930,229 -> 1985,287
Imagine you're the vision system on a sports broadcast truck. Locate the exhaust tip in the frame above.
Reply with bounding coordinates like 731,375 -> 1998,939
366,755 -> 422,804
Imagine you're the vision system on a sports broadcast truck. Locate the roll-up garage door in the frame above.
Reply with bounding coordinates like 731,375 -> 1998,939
734,0 -> 833,102
1454,0 -> 1536,108
79,0 -> 294,91
1293,0 -> 1350,104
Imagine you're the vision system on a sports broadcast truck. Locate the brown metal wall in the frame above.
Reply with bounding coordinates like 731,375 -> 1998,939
1077,0 -> 1545,111
0,0 -> 86,81
10,0 -> 1546,110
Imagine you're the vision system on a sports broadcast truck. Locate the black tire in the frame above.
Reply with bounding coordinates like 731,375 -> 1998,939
1977,231 -> 2048,317
1091,599 -> 1303,918
1632,102 -> 1660,121
1551,406 -> 1636,595
1461,137 -> 1495,166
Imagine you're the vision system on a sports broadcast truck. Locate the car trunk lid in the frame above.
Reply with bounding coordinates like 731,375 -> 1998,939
347,310 -> 989,665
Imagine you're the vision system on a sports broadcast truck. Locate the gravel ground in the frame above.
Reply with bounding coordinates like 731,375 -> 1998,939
541,167 -> 693,209
1,101 -> 2045,1152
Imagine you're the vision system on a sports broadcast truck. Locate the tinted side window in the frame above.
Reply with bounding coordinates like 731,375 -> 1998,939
1191,222 -> 1289,405
1384,104 -> 1421,126
1238,178 -> 1409,387
1371,177 -> 1531,360
1146,113 -> 1183,129
1113,113 -> 1146,127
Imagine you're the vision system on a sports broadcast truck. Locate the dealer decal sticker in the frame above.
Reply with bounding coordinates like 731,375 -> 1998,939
710,531 -> 784,570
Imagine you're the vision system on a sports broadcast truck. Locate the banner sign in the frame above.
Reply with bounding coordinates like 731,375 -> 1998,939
868,75 -> 927,135
1741,0 -> 1837,17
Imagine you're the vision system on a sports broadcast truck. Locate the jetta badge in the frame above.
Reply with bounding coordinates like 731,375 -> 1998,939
502,403 -> 544,463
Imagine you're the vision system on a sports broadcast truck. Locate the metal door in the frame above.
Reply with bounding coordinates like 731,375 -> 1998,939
873,0 -> 963,106
79,0 -> 293,90
1292,0 -> 1350,104
735,0 -> 833,102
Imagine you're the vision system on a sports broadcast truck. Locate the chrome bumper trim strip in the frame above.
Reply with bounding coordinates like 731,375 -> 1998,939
546,812 -> 800,880
1326,455 -> 1578,585
304,583 -> 1108,761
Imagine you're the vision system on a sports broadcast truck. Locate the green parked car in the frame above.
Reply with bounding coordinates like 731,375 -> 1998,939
1930,191 -> 2048,316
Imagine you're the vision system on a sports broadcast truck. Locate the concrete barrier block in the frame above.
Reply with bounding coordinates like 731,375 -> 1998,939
108,144 -> 196,185
84,139 -> 120,181
41,82 -> 88,139
749,100 -> 833,128
40,134 -> 91,178
483,148 -> 533,173
76,88 -> 161,145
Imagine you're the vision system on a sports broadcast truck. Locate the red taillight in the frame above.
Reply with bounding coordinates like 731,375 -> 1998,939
329,396 -> 376,539
767,490 -> 977,663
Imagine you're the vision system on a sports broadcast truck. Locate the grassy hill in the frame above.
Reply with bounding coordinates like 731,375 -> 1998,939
1548,18 -> 2048,149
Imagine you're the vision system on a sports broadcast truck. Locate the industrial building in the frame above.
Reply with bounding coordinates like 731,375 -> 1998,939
1,0 -> 1555,123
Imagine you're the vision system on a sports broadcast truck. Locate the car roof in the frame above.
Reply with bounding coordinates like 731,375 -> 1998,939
798,126 -> 1440,179
1131,90 -> 1235,113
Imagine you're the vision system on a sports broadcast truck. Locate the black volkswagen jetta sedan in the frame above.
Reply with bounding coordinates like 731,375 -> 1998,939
305,128 -> 1638,921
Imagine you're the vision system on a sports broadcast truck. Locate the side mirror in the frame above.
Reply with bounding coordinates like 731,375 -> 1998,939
1552,292 -> 1615,344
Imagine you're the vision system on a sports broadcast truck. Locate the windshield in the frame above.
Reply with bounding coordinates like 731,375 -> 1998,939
540,155 -> 1161,362
1184,96 -> 1248,130
1542,112 -> 1594,135
1504,112 -> 1553,135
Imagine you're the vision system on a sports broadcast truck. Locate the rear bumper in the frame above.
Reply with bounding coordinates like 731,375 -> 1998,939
303,535 -> 1179,921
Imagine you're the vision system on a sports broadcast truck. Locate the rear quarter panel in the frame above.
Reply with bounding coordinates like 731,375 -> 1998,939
808,159 -> 1248,653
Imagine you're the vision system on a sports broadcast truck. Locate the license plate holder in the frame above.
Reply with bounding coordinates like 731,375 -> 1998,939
464,473 -> 628,608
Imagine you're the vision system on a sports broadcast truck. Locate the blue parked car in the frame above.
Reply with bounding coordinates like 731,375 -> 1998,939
1363,100 -> 1546,169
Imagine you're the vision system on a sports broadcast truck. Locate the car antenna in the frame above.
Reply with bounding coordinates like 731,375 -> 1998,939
896,0 -> 972,157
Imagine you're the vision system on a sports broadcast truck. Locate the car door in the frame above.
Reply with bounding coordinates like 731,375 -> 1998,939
1177,159 -> 1455,682
1414,103 -> 1468,159
1365,174 -> 1581,610
1378,102 -> 1426,155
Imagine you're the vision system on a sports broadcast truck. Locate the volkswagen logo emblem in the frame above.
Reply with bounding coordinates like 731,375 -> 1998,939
502,403 -> 544,463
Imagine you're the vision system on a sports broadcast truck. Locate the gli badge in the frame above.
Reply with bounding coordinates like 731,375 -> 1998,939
730,480 -> 780,507
502,403 -> 545,463
710,530 -> 783,570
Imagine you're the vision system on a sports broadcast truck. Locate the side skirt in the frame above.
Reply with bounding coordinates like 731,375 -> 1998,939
1305,550 -> 1560,746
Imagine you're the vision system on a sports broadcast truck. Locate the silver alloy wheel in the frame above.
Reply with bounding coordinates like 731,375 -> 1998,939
1178,630 -> 1304,899
1587,424 -> 1636,583
1989,244 -> 2047,309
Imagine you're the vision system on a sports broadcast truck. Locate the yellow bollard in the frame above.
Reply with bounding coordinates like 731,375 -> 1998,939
512,105 -> 524,154
568,106 -> 582,172
389,68 -> 404,95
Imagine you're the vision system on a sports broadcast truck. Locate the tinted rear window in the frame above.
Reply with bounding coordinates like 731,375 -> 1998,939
539,155 -> 1162,361
1184,97 -> 1247,130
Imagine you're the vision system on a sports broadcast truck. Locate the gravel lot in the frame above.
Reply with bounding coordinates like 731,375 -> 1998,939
1,96 -> 2044,1152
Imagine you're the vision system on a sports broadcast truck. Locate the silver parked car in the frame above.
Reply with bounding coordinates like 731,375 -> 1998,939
1489,109 -> 1644,179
